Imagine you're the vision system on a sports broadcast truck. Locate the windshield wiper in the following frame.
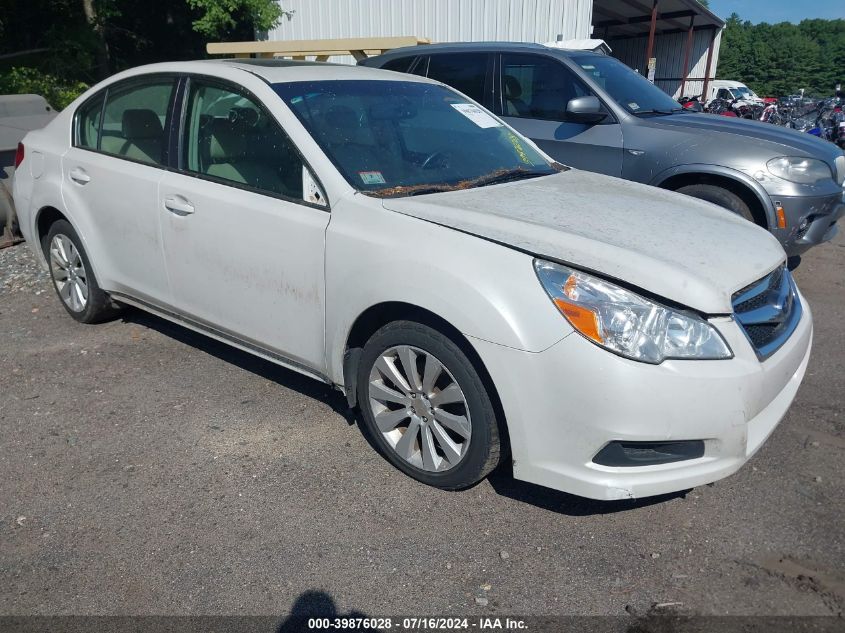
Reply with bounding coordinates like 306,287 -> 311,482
633,108 -> 685,116
367,168 -> 553,198
472,168 -> 551,188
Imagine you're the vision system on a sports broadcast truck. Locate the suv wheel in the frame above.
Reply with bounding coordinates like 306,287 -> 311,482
43,220 -> 121,323
675,184 -> 756,223
357,320 -> 502,490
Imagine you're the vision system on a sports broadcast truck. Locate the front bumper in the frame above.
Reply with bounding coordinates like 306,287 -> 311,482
471,294 -> 813,500
770,189 -> 844,256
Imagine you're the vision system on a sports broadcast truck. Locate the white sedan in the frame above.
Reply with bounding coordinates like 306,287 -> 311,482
13,60 -> 812,500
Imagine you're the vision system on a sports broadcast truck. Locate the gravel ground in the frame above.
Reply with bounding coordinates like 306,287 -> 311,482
1,234 -> 843,620
0,242 -> 49,297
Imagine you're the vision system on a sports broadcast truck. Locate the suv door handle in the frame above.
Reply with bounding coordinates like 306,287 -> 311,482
163,195 -> 195,216
69,167 -> 90,185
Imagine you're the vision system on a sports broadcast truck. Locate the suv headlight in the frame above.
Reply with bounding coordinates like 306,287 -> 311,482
534,260 -> 732,364
767,156 -> 833,184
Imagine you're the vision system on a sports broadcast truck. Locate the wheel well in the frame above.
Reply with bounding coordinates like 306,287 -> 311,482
35,206 -> 68,249
659,172 -> 769,229
343,301 -> 510,457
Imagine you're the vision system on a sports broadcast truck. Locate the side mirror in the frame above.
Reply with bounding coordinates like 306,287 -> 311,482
565,96 -> 607,124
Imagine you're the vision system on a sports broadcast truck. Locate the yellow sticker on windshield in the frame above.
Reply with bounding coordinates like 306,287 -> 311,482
508,133 -> 532,165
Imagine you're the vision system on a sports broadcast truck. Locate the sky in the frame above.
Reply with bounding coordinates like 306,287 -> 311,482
706,0 -> 845,24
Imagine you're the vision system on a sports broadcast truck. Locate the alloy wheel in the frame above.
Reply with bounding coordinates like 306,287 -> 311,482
368,345 -> 472,472
49,234 -> 89,312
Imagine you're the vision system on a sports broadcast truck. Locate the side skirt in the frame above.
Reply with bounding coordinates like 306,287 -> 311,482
110,292 -> 334,387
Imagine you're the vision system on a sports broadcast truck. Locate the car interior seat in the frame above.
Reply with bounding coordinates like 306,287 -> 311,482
503,75 -> 529,116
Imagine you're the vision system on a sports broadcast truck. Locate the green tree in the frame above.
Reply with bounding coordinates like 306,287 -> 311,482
717,13 -> 845,96
186,0 -> 291,40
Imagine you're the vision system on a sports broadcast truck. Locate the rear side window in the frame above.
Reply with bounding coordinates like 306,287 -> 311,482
182,80 -> 304,200
500,54 -> 591,121
75,94 -> 105,150
379,56 -> 416,73
425,53 -> 490,103
100,79 -> 175,166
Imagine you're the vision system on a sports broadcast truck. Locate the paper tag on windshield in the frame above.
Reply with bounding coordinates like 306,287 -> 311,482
359,171 -> 386,185
450,103 -> 502,129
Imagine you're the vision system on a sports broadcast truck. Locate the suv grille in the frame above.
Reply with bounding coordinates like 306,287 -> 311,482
732,265 -> 802,360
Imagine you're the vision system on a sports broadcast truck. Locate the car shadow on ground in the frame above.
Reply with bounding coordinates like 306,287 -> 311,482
123,308 -> 689,517
122,308 -> 355,422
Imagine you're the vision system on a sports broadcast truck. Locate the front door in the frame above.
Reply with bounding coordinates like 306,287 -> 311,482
497,53 -> 624,176
158,78 -> 330,370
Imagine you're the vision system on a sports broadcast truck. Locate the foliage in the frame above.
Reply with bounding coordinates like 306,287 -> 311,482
187,0 -> 290,39
0,0 -> 290,108
718,14 -> 845,97
0,67 -> 88,110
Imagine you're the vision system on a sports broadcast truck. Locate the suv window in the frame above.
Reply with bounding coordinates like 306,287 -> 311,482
425,53 -> 489,103
380,56 -> 416,73
100,79 -> 175,166
75,93 -> 105,150
183,80 -> 303,200
500,54 -> 591,120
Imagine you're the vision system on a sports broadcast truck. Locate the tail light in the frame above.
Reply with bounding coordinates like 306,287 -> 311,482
14,143 -> 24,169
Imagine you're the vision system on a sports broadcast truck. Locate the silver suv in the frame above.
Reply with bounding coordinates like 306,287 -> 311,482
362,42 -> 845,261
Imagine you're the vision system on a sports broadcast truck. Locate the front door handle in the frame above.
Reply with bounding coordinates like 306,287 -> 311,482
163,195 -> 195,216
69,167 -> 91,185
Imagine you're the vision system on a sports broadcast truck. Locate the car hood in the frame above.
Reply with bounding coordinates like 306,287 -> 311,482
381,170 -> 786,314
640,112 -> 841,162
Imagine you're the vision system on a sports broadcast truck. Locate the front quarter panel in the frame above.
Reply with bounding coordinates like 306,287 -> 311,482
324,196 -> 572,383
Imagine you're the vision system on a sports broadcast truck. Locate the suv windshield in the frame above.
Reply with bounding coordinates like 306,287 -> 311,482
571,54 -> 683,115
274,80 -> 558,197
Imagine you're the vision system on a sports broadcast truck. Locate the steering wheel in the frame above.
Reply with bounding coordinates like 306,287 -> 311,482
421,150 -> 451,170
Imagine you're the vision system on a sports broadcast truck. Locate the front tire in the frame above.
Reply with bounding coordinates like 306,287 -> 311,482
357,320 -> 502,490
43,220 -> 121,323
675,183 -> 756,224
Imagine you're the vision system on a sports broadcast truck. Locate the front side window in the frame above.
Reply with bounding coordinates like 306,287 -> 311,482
100,79 -> 175,166
571,54 -> 683,115
75,93 -> 105,150
425,53 -> 490,103
182,80 -> 303,200
275,80 -> 557,197
500,54 -> 593,121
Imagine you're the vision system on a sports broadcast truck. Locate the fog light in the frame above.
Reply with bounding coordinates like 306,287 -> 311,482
593,440 -> 705,467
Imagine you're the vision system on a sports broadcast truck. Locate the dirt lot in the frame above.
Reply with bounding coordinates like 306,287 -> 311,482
1,233 -> 843,619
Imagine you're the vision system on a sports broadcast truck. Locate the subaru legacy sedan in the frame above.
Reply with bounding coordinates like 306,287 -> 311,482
13,61 -> 812,500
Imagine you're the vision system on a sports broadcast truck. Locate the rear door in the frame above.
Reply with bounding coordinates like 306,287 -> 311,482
61,76 -> 176,304
157,76 -> 330,370
495,53 -> 623,176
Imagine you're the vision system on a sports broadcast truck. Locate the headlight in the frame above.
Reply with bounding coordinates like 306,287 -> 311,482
534,260 -> 732,364
767,156 -> 833,184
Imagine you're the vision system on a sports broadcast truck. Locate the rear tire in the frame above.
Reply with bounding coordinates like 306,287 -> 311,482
42,220 -> 122,323
675,183 -> 756,224
356,320 -> 501,490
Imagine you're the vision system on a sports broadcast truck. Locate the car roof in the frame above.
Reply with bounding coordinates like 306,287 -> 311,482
363,41 -> 603,61
211,58 -> 430,83
104,59 -> 435,87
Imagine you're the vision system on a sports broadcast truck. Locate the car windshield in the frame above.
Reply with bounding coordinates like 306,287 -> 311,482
273,80 -> 558,197
571,54 -> 683,115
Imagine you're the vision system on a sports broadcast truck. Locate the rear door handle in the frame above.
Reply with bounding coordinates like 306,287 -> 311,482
163,195 -> 195,216
69,167 -> 90,185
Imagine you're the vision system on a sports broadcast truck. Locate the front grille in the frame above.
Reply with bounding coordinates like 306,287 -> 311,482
732,265 -> 802,360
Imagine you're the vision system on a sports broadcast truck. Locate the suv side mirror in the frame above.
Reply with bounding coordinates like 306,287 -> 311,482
565,96 -> 607,124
